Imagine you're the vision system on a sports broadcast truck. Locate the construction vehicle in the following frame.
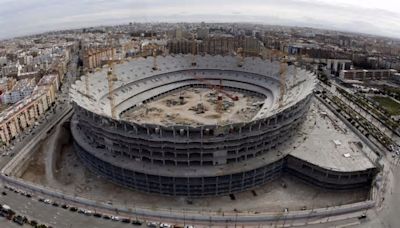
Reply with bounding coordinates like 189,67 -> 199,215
192,73 -> 239,113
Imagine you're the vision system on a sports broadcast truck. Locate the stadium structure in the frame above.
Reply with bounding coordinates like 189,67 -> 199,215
69,54 -> 377,197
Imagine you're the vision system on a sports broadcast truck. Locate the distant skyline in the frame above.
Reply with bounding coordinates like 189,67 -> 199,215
1,0 -> 400,39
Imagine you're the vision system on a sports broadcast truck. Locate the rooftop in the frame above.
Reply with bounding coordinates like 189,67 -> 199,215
290,99 -> 376,172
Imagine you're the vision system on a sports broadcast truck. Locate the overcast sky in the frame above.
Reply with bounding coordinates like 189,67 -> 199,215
1,0 -> 400,39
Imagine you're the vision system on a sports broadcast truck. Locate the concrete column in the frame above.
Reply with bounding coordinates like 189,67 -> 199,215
19,114 -> 27,129
0,124 -> 10,144
34,104 -> 39,118
0,129 -> 8,145
8,121 -> 17,137
24,110 -> 30,126
13,117 -> 21,133
5,124 -> 11,142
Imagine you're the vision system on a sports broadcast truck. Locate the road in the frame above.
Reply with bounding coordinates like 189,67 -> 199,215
0,187 -> 148,228
320,80 -> 400,228
354,164 -> 400,228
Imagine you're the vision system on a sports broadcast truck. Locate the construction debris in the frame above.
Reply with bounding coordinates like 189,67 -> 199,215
121,88 -> 265,126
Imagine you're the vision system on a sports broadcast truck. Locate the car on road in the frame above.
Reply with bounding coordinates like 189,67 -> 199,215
93,212 -> 102,218
121,218 -> 131,223
132,220 -> 143,226
160,223 -> 172,228
84,210 -> 93,216
2,191 -> 7,196
30,220 -> 38,226
111,215 -> 120,221
147,221 -> 159,228
78,208 -> 85,214
69,207 -> 78,212
52,202 -> 59,207
12,215 -> 24,225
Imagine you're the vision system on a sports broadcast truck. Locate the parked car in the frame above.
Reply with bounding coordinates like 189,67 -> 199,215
160,223 -> 172,228
13,215 -> 24,225
111,216 -> 120,221
78,209 -> 85,214
84,210 -> 93,216
132,220 -> 143,226
30,220 -> 38,226
52,202 -> 59,207
147,221 -> 159,228
121,218 -> 131,223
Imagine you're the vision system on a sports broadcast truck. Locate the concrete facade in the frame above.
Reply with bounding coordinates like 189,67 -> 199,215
0,75 -> 59,145
339,69 -> 397,81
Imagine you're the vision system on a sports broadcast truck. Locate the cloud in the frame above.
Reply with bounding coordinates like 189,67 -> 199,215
0,0 -> 399,39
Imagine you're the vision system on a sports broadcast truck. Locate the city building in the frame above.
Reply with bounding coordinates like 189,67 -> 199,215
339,69 -> 398,81
2,78 -> 36,104
82,47 -> 116,71
0,74 -> 59,145
197,22 -> 209,40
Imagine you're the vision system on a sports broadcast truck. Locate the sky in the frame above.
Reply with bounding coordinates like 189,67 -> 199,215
0,0 -> 400,39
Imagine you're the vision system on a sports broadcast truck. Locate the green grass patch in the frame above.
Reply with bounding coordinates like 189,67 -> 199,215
371,96 -> 400,116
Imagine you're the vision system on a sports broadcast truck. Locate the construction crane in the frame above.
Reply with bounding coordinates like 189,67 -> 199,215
85,74 -> 90,95
237,47 -> 244,67
152,48 -> 158,70
267,48 -> 288,108
84,49 -> 92,96
279,61 -> 287,108
191,34 -> 197,66
192,72 -> 239,113
107,68 -> 117,118
193,75 -> 239,101
106,37 -> 118,119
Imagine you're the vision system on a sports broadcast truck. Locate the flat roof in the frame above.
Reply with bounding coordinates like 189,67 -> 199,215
290,98 -> 376,172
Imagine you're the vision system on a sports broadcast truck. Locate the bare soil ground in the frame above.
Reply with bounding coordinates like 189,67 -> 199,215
19,124 -> 369,213
121,88 -> 264,126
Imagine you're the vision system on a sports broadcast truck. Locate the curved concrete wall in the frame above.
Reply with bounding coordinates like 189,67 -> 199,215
73,94 -> 312,167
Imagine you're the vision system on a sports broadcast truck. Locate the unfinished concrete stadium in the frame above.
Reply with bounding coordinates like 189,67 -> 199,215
69,54 -> 377,197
